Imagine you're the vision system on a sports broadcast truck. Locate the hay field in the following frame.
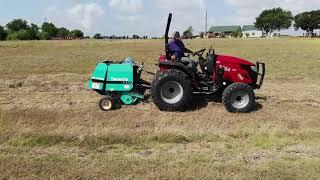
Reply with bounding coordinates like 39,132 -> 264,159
0,38 -> 320,179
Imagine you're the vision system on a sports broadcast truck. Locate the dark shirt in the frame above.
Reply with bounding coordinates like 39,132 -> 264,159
168,39 -> 185,59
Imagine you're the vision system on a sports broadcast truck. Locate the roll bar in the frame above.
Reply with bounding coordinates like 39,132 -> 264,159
165,13 -> 172,60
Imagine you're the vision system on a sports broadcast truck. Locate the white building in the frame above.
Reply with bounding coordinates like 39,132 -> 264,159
242,25 -> 263,38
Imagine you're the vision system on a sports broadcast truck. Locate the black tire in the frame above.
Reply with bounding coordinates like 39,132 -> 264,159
98,95 -> 115,111
151,69 -> 192,111
222,83 -> 255,113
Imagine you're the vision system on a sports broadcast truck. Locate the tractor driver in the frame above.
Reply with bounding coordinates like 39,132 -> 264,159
168,31 -> 197,70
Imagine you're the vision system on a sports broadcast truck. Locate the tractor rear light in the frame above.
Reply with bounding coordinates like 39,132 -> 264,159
250,65 -> 258,72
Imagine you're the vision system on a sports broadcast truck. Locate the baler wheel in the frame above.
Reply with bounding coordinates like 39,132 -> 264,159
98,95 -> 115,111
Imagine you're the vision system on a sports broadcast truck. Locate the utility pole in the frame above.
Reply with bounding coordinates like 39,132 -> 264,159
205,10 -> 208,36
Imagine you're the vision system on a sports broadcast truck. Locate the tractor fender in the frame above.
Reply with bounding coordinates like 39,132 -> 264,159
159,61 -> 195,79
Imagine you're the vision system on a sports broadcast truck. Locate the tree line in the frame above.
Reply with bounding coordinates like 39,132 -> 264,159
178,8 -> 320,39
1,8 -> 319,41
255,8 -> 320,37
0,19 -> 84,41
93,33 -> 148,40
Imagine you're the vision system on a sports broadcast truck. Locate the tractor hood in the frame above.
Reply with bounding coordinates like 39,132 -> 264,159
217,55 -> 255,66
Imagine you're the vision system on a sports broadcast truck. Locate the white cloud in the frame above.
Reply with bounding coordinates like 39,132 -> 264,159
107,0 -> 145,29
41,0 -> 319,36
45,3 -> 104,32
117,14 -> 142,22
66,3 -> 104,30
110,0 -> 207,36
108,0 -> 144,13
157,0 -> 206,12
155,0 -> 207,34
224,0 -> 320,24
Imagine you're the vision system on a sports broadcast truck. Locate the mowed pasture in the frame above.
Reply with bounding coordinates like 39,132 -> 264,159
0,38 -> 320,179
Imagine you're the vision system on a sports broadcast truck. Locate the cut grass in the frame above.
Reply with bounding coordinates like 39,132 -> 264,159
0,108 -> 3,130
1,38 -> 320,178
6,130 -> 320,153
251,134 -> 295,149
0,150 -> 319,179
8,132 -> 192,148
1,38 -> 320,80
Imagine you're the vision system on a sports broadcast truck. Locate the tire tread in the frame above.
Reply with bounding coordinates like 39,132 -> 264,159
151,69 -> 192,111
222,83 -> 255,113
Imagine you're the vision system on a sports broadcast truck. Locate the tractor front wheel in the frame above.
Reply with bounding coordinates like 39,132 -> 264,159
222,83 -> 255,113
151,69 -> 192,111
98,95 -> 115,111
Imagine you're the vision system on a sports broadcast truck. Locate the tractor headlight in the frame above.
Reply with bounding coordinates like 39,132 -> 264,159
251,65 -> 258,72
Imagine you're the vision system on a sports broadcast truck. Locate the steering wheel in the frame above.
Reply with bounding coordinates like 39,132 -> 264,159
209,46 -> 215,54
193,49 -> 206,57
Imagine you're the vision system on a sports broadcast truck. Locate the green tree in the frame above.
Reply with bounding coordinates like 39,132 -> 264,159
6,23 -> 39,40
255,7 -> 293,36
38,32 -> 51,40
16,30 -> 33,40
231,27 -> 242,38
57,27 -> 70,37
6,19 -> 29,32
183,26 -> 193,39
69,29 -> 84,38
294,10 -> 320,37
41,22 -> 58,38
0,25 -> 7,40
27,23 -> 40,40
94,33 -> 102,39
6,30 -> 33,40
6,32 -> 18,40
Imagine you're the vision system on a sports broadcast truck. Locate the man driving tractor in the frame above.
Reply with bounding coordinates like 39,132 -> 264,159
168,31 -> 197,69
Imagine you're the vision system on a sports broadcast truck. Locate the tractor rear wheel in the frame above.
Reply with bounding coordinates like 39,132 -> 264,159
151,69 -> 192,111
222,83 -> 255,113
98,95 -> 115,111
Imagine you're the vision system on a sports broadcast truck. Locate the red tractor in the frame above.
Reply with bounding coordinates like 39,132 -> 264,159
151,13 -> 265,112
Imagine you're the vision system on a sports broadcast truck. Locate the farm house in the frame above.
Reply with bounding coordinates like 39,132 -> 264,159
207,26 -> 241,38
242,25 -> 263,38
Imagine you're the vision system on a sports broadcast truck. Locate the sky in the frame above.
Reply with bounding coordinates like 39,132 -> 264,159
0,0 -> 320,36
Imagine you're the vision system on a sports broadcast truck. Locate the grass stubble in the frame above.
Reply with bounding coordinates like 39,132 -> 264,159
0,38 -> 320,179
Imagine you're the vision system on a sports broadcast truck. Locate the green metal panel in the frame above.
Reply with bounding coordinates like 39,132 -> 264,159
88,63 -> 108,91
119,91 -> 145,105
121,95 -> 136,105
92,63 -> 108,81
106,64 -> 134,92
